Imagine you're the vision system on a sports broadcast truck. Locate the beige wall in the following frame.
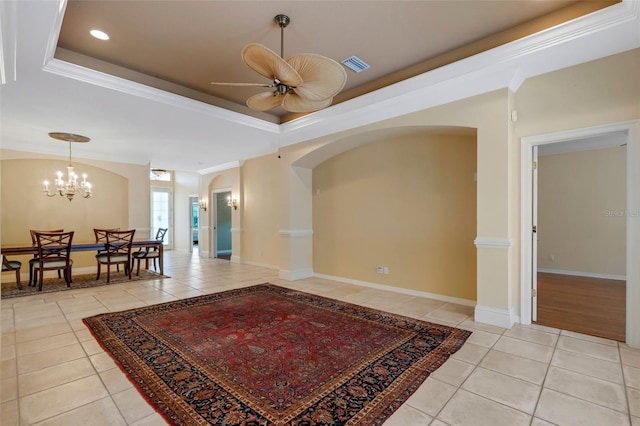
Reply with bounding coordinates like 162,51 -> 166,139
514,49 -> 639,304
235,49 -> 638,320
1,151 -> 150,271
239,155 -> 282,268
312,132 -> 477,300
238,90 -> 510,306
537,147 -> 626,276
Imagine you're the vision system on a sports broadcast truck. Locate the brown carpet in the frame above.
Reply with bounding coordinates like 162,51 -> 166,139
1,269 -> 168,299
84,283 -> 471,425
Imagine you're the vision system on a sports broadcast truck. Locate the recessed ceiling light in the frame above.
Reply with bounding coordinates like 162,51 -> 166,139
90,29 -> 109,41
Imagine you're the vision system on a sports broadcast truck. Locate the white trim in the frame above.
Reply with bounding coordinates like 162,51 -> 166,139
279,229 -> 313,238
42,57 -> 279,135
313,273 -> 476,307
475,305 -> 519,329
230,255 -> 241,264
25,0 -> 637,163
279,268 -> 314,281
0,0 -> 18,84
241,259 -> 279,270
199,161 -> 244,175
521,120 -> 639,348
538,268 -> 626,281
278,0 -> 640,148
230,228 -> 242,233
474,237 -> 512,249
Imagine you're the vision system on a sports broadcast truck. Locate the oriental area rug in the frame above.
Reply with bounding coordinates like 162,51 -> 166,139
83,283 -> 471,425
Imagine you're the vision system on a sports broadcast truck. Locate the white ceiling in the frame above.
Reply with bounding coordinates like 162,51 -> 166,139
0,0 -> 638,174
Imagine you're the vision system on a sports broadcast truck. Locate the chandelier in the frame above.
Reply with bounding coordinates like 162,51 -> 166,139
42,132 -> 93,201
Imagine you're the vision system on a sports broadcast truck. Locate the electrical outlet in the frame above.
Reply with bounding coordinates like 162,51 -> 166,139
383,266 -> 389,274
376,266 -> 384,274
548,255 -> 555,262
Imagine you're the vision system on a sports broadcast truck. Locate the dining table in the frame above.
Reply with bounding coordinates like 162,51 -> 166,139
0,240 -> 165,275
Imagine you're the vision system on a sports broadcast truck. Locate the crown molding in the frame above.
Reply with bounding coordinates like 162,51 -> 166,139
278,0 -> 640,147
42,59 -> 280,134
0,0 -> 18,84
198,160 -> 244,175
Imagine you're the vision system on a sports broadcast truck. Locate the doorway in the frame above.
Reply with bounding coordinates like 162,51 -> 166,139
151,188 -> 172,249
189,196 -> 199,253
520,121 -> 639,347
534,142 -> 626,341
212,190 -> 232,260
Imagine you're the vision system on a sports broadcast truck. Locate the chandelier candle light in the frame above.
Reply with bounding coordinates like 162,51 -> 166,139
43,132 -> 93,201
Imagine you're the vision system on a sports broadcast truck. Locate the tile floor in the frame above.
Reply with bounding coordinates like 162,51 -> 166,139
1,250 -> 639,425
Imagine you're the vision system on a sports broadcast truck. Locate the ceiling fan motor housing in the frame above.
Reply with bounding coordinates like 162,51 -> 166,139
274,14 -> 290,28
276,83 -> 290,94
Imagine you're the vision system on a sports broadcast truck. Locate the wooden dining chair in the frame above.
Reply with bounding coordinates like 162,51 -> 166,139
132,228 -> 167,275
2,255 -> 23,290
96,229 -> 136,283
33,231 -> 74,291
29,228 -> 63,287
94,228 -> 121,271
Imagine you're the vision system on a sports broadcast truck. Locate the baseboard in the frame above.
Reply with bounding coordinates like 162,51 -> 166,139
313,273 -> 476,307
279,268 -> 314,281
240,259 -> 279,270
537,268 -> 626,281
475,304 -> 519,329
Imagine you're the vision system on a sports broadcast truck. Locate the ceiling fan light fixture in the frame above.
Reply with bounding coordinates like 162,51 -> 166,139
210,14 -> 347,113
150,168 -> 168,177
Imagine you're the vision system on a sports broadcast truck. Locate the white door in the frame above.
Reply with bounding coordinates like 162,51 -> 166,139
532,146 -> 539,322
151,188 -> 172,249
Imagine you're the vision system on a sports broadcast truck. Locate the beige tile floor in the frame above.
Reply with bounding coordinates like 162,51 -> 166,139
1,250 -> 639,425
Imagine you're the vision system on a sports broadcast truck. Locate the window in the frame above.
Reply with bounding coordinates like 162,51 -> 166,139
151,188 -> 172,247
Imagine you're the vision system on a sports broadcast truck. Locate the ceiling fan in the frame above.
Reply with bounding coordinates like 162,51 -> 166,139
211,14 -> 347,113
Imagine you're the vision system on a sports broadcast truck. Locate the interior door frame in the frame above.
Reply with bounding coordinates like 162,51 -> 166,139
520,120 -> 639,348
211,188 -> 231,259
531,145 -> 538,322
188,195 -> 198,253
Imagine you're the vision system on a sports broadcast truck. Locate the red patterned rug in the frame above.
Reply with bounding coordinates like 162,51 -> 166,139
83,283 -> 471,425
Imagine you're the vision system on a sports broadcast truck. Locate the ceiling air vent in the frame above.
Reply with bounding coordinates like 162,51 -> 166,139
341,56 -> 370,73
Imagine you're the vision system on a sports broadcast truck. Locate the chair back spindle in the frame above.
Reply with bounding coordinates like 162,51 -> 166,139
95,229 -> 135,283
33,231 -> 74,291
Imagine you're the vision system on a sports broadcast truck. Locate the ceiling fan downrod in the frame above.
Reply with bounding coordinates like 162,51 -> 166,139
274,14 -> 290,58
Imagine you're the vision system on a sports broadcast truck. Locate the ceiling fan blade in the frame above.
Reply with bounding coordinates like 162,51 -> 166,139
242,43 -> 303,87
246,91 -> 284,111
282,93 -> 333,113
210,82 -> 272,87
287,53 -> 347,101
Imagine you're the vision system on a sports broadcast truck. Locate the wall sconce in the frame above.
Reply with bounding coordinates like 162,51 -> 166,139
227,197 -> 238,210
199,200 -> 207,211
